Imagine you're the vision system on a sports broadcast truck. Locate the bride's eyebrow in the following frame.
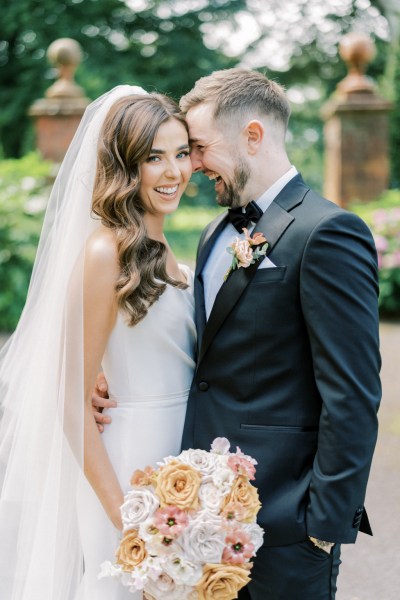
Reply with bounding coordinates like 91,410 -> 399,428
149,144 -> 190,153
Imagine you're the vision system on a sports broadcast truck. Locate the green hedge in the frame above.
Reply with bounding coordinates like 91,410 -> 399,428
0,153 -> 51,331
351,191 -> 400,319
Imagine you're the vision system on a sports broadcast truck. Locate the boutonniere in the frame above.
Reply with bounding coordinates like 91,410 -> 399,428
224,228 -> 269,281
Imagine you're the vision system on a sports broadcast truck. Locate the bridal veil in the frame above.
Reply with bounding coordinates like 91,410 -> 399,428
0,85 -> 147,599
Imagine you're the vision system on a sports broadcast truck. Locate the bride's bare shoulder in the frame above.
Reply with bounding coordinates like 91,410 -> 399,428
84,225 -> 119,279
85,225 -> 118,260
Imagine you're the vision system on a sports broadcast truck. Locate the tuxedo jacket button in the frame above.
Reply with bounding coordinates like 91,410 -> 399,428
199,381 -> 209,391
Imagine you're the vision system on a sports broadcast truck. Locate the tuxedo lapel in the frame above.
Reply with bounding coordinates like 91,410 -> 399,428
197,174 -> 309,365
195,212 -> 228,278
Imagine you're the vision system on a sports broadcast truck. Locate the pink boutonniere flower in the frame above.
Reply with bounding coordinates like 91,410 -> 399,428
224,228 -> 269,281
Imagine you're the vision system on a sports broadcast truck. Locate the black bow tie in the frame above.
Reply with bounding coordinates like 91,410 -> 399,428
228,201 -> 263,233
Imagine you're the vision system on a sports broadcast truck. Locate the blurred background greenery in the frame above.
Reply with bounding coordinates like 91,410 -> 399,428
1,0 -> 400,330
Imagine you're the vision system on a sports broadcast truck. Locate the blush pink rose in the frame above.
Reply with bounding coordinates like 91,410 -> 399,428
232,239 -> 253,268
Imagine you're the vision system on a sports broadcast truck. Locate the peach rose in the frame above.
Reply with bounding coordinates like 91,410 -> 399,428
196,563 -> 251,600
155,461 -> 202,510
221,477 -> 261,523
250,232 -> 267,246
116,529 -> 147,571
130,466 -> 156,486
231,239 -> 253,268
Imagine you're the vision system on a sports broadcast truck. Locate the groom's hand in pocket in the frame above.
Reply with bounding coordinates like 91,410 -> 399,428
91,371 -> 117,432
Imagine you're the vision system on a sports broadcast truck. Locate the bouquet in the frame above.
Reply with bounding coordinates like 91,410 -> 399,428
99,438 -> 264,599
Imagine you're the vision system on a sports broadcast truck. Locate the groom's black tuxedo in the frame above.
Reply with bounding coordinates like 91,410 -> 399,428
182,174 -> 381,549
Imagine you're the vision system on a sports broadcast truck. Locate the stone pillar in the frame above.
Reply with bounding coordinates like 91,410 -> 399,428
322,32 -> 392,207
29,38 -> 89,163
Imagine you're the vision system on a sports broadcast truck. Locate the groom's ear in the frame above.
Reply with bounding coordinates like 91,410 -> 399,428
245,120 -> 264,155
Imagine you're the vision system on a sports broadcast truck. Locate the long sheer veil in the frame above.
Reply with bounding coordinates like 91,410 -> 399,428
0,85 -> 147,599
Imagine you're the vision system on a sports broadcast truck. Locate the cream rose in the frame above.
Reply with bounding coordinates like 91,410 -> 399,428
116,530 -> 147,571
144,571 -> 196,600
155,461 -> 202,510
164,553 -> 203,586
196,563 -> 251,600
178,449 -> 218,478
242,522 -> 265,554
221,476 -> 261,523
121,487 -> 159,530
198,482 -> 224,514
211,462 -> 236,496
180,516 -> 225,564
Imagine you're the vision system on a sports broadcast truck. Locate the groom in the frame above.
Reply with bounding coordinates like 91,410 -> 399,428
95,69 -> 381,599
177,68 -> 381,599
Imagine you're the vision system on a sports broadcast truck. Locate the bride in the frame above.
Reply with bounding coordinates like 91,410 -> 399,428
0,86 -> 196,599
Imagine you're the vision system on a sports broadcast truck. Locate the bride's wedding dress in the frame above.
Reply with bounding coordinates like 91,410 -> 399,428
77,264 -> 196,599
0,86 -> 197,600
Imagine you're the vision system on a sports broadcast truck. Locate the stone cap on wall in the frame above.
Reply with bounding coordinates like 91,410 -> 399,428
29,38 -> 89,117
322,32 -> 392,119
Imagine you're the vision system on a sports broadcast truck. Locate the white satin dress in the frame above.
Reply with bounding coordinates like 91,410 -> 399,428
77,265 -> 196,599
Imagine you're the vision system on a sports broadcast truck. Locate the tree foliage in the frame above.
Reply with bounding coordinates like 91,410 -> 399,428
389,43 -> 400,186
0,0 -> 395,187
0,0 -> 244,157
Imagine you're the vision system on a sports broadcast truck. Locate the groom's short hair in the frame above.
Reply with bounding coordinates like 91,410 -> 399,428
180,68 -> 290,129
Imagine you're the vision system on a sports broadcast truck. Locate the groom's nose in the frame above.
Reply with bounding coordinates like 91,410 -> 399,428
190,148 -> 204,172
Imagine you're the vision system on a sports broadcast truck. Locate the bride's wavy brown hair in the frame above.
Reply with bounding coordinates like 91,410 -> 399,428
92,93 -> 189,326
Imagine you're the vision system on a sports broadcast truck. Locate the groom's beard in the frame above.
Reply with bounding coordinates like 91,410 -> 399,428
216,158 -> 250,208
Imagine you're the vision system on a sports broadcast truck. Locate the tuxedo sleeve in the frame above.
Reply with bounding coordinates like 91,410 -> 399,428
300,210 -> 381,543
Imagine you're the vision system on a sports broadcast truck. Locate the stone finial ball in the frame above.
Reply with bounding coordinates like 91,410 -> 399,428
47,38 -> 83,67
339,32 -> 376,68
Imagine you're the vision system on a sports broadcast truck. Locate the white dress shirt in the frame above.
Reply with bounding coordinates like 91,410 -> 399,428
202,166 -> 298,319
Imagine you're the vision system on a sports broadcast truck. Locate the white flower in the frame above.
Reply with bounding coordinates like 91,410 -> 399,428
211,463 -> 236,495
145,532 -> 181,557
120,555 -> 167,591
120,487 -> 159,530
139,519 -> 181,557
138,518 -> 180,557
211,437 -> 231,455
156,455 -> 177,467
164,553 -> 203,586
144,555 -> 167,581
242,522 -> 265,554
178,449 -> 217,477
179,515 -> 225,564
138,518 -> 159,542
98,561 -> 122,580
121,569 -> 142,590
198,481 -> 224,514
144,571 -> 196,600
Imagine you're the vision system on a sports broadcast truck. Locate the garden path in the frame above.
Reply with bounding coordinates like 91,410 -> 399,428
0,322 -> 399,598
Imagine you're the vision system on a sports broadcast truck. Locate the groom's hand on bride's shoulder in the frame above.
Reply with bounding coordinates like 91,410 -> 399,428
91,372 -> 117,432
